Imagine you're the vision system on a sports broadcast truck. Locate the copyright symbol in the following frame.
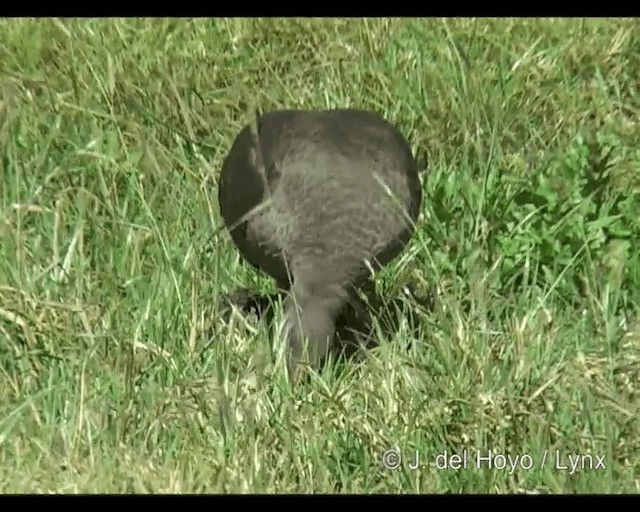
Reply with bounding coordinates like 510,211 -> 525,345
382,448 -> 402,470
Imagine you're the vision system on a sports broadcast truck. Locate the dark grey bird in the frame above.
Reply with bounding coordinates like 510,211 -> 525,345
218,108 -> 423,380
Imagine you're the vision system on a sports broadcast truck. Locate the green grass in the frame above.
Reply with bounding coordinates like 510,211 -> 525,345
0,17 -> 639,494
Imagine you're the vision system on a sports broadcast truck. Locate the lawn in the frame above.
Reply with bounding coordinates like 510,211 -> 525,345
0,17 -> 638,494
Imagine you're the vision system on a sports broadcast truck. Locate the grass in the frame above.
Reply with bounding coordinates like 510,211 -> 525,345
0,17 -> 639,494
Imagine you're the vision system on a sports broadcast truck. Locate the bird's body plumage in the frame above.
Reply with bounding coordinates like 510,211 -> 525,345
218,108 -> 422,378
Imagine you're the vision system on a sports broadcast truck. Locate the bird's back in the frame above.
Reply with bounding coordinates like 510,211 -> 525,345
218,109 -> 422,288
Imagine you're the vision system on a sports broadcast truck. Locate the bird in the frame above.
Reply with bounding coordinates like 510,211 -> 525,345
217,108 -> 423,380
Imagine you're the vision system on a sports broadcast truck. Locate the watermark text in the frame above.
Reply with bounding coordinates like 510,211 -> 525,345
381,448 -> 606,475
